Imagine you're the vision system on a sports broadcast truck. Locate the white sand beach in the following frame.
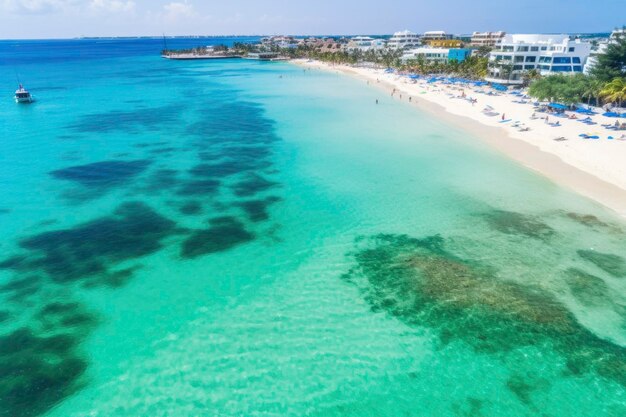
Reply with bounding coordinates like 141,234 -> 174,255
295,60 -> 626,218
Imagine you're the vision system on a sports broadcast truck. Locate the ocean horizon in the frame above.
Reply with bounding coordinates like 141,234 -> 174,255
1,38 -> 625,417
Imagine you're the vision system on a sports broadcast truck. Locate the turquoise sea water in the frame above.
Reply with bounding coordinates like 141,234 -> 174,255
1,39 -> 625,417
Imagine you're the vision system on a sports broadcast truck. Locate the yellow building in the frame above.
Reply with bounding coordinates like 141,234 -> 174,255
424,39 -> 464,48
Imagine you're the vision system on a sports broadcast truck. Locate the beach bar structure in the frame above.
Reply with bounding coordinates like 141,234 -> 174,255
486,34 -> 591,85
401,47 -> 472,64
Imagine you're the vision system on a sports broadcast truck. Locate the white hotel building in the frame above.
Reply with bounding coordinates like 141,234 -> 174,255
345,36 -> 386,52
485,34 -> 591,85
387,30 -> 421,49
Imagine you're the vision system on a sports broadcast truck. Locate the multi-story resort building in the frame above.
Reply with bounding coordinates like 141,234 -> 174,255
485,34 -> 591,85
387,30 -> 422,49
401,47 -> 472,64
470,31 -> 506,47
584,29 -> 626,74
421,31 -> 453,42
345,36 -> 386,52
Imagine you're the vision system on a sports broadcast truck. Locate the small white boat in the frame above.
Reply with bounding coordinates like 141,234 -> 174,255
14,84 -> 33,103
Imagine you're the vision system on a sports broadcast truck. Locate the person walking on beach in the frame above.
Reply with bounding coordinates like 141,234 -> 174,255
502,113 -> 506,121
376,99 -> 379,104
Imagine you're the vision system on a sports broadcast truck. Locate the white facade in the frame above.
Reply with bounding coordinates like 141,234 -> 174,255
401,47 -> 450,64
470,31 -> 505,47
584,29 -> 626,74
387,30 -> 421,49
486,34 -> 591,85
422,31 -> 451,41
345,36 -> 386,51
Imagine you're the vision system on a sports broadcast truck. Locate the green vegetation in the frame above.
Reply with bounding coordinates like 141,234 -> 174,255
528,30 -> 626,107
399,55 -> 488,79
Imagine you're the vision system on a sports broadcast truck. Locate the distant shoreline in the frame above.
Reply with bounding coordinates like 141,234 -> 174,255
293,59 -> 626,219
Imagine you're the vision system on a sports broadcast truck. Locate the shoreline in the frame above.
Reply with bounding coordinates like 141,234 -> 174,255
293,59 -> 626,219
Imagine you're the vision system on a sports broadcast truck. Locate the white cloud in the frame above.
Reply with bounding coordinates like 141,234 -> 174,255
162,1 -> 195,20
90,0 -> 135,13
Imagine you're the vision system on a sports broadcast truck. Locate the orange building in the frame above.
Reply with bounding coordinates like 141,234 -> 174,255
424,39 -> 464,48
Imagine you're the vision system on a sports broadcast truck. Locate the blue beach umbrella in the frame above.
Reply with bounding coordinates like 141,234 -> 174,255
549,103 -> 568,110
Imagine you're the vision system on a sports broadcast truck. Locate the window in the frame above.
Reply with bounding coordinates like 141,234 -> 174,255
551,66 -> 572,72
531,46 -> 539,51
525,56 -> 536,62
518,46 -> 529,52
538,56 -> 552,63
541,46 -> 547,51
540,65 -> 551,70
514,56 -> 524,62
569,47 -> 575,52
573,66 -> 583,72
495,55 -> 503,61
553,57 -> 571,64
503,46 -> 514,52
572,57 -> 581,63
513,65 -> 523,70
524,65 -> 536,70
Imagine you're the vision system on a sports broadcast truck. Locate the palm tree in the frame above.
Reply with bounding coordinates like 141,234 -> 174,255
581,78 -> 603,105
600,77 -> 626,107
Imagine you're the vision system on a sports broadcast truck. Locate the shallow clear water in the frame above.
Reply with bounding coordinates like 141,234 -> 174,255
0,39 -> 625,417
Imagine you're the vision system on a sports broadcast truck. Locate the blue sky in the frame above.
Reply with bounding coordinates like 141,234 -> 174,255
0,0 -> 624,39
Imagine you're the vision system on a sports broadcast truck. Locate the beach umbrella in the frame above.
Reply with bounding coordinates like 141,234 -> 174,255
549,103 -> 568,110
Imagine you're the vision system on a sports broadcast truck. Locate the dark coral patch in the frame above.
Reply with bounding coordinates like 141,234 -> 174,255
566,268 -> 610,306
179,201 -> 203,216
176,179 -> 221,197
189,159 -> 270,179
0,310 -> 10,323
235,196 -> 282,222
0,328 -> 88,417
67,105 -> 184,134
36,302 -> 98,333
0,256 -> 30,270
344,234 -> 626,386
577,250 -> 626,278
231,174 -> 278,197
181,217 -> 254,259
140,168 -> 179,194
481,210 -> 555,240
50,160 -> 151,190
566,213 -> 610,229
0,202 -> 177,285
0,275 -> 41,293
506,375 -> 548,406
